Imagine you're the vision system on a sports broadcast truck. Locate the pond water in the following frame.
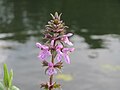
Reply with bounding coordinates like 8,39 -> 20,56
0,0 -> 120,90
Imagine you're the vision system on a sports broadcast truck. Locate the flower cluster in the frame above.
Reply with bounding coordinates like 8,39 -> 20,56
36,12 -> 74,90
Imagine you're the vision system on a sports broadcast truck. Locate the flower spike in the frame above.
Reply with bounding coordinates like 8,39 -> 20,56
36,12 -> 74,90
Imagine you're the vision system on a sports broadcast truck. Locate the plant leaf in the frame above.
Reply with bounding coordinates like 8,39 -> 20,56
3,63 -> 10,88
11,86 -> 20,90
9,69 -> 13,87
0,82 -> 4,90
53,82 -> 60,89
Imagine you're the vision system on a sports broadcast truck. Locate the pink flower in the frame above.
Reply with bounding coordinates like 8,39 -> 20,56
56,45 -> 63,62
50,33 -> 73,46
36,42 -> 51,60
56,45 -> 74,64
46,62 -> 57,76
61,33 -> 73,46
62,48 -> 74,64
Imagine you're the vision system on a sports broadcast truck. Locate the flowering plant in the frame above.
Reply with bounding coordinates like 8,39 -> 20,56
36,12 -> 74,90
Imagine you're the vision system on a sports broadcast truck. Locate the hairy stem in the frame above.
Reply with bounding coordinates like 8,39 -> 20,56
49,51 -> 54,90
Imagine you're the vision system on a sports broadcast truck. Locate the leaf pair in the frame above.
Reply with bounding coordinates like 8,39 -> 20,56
0,64 -> 20,90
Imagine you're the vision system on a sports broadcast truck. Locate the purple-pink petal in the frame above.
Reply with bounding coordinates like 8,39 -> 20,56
56,45 -> 63,62
62,48 -> 74,64
36,42 -> 42,48
55,44 -> 74,64
62,48 -> 75,53
47,62 -> 57,76
63,54 -> 70,64
56,50 -> 63,62
36,42 -> 51,60
47,68 -> 57,76
56,44 -> 63,49
36,42 -> 49,50
63,33 -> 73,37
60,33 -> 73,46
63,37 -> 73,46
38,50 -> 51,60
48,62 -> 54,67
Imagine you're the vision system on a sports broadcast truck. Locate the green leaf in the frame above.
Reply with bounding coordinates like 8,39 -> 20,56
9,69 -> 13,87
3,64 -> 19,90
3,63 -> 10,88
53,82 -> 60,89
11,86 -> 20,90
0,82 -> 4,90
